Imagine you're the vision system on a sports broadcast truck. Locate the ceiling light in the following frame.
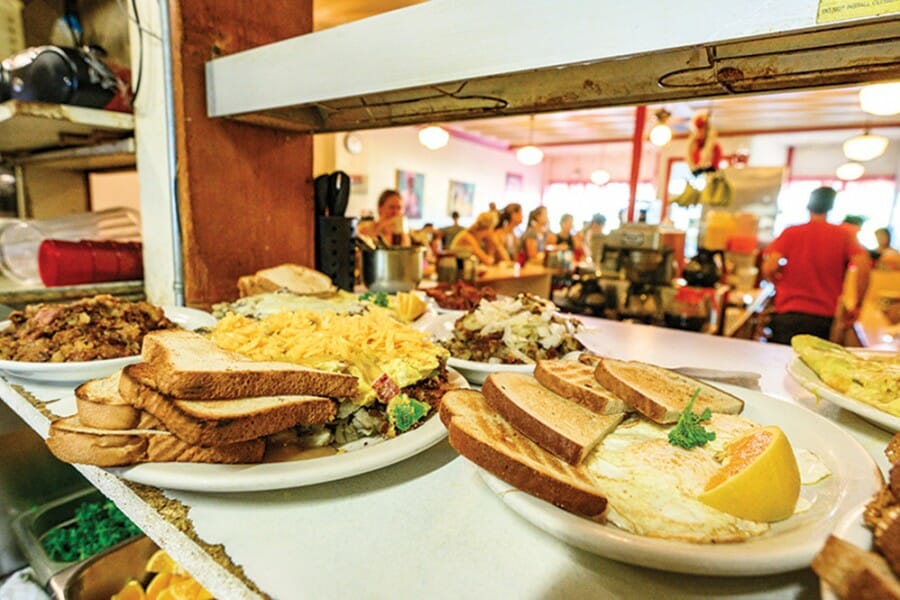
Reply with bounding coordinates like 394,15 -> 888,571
590,169 -> 610,186
836,162 -> 865,181
859,82 -> 900,116
516,115 -> 543,166
842,132 -> 889,161
418,125 -> 449,150
649,109 -> 672,146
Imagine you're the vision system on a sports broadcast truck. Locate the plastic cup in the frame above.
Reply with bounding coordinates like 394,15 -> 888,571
37,239 -> 143,287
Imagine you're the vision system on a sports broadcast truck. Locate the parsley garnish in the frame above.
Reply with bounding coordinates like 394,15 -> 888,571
359,291 -> 390,307
667,388 -> 716,449
41,500 -> 142,562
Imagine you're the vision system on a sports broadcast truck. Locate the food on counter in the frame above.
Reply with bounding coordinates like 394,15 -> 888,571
482,371 -> 624,465
533,357 -> 630,415
440,294 -> 583,364
112,548 -> 212,600
0,295 -> 176,362
814,433 -> 900,598
424,280 -> 497,311
441,356 -> 829,543
237,263 -> 336,297
792,334 -> 900,415
41,498 -> 141,562
212,289 -> 366,320
593,357 -> 744,424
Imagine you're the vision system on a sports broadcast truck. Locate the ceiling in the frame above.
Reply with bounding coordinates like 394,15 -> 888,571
313,1 -> 900,156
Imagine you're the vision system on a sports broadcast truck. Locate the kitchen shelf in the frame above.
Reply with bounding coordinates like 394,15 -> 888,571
0,100 -> 134,156
13,138 -> 136,171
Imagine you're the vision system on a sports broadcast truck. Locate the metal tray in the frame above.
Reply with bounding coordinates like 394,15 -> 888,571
47,535 -> 157,600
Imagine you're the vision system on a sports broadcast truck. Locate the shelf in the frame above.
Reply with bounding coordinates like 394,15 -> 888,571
13,138 -> 136,170
0,101 -> 134,156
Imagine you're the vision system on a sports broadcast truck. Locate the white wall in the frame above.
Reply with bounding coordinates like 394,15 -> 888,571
322,127 -> 543,229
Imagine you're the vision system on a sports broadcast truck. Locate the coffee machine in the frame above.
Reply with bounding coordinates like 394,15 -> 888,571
598,223 -> 676,322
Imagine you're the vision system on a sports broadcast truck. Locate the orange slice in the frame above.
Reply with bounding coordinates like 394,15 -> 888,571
145,550 -> 184,575
698,425 -> 801,522
145,572 -> 173,600
112,580 -> 146,600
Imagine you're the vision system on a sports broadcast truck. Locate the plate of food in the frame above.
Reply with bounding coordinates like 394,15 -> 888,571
440,355 -> 882,576
0,296 -> 216,383
786,335 -> 900,432
423,294 -> 585,385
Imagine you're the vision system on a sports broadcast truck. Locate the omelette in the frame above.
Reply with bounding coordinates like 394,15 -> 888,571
792,335 -> 900,415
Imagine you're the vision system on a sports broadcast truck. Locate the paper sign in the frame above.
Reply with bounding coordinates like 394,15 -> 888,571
818,0 -> 900,23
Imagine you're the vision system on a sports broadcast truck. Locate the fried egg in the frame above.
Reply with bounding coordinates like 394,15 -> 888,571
585,414 -> 831,543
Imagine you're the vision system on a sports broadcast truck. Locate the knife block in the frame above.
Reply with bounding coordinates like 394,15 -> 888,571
315,216 -> 356,291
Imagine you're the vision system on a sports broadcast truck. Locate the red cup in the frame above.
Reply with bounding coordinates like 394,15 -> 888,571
38,239 -> 144,286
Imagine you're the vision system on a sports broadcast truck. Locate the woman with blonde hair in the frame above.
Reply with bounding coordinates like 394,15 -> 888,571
493,203 -> 523,263
448,211 -> 498,265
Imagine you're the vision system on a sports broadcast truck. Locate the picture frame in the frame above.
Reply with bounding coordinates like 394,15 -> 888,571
396,169 -> 425,218
447,180 -> 476,217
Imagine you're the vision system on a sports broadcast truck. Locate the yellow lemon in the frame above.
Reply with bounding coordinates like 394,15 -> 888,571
112,579 -> 146,600
395,292 -> 427,322
698,425 -> 801,522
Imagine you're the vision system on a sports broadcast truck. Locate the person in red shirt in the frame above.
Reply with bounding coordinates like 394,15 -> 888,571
761,186 -> 871,345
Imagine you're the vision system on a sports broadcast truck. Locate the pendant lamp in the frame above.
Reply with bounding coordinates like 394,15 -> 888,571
418,125 -> 450,150
516,115 -> 544,166
859,82 -> 900,116
649,109 -> 673,147
836,162 -> 865,181
842,131 -> 889,162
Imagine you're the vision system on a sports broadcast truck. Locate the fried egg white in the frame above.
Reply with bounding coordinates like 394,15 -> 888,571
585,413 -> 830,543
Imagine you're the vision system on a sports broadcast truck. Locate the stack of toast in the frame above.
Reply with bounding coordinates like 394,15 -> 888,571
46,329 -> 357,467
813,434 -> 900,599
439,353 -> 744,519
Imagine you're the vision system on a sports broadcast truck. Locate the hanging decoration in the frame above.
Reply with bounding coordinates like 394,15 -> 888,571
685,109 -> 723,176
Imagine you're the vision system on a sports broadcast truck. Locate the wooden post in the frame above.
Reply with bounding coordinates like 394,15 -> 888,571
168,0 -> 314,307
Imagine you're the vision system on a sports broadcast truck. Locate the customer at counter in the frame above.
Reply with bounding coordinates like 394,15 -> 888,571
521,206 -> 553,264
494,203 -> 523,262
583,213 -> 607,265
761,186 -> 871,344
440,211 -> 464,247
874,227 -> 900,270
448,211 -> 498,265
554,213 -> 584,261
357,189 -> 410,246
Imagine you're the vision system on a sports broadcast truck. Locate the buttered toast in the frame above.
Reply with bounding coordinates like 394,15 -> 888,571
534,359 -> 629,415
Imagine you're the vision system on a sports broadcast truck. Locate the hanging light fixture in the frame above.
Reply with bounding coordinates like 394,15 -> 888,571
836,161 -> 865,181
859,81 -> 900,116
648,109 -> 673,146
418,125 -> 450,150
842,130 -> 889,162
516,115 -> 544,166
590,169 -> 611,186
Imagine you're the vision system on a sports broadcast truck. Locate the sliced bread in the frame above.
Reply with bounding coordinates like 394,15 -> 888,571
75,371 -> 144,429
46,415 -> 265,466
139,329 -> 357,399
237,264 -> 335,297
439,389 -> 607,519
534,359 -> 629,415
594,358 -> 744,424
120,364 -> 337,446
812,535 -> 900,600
482,372 -> 623,465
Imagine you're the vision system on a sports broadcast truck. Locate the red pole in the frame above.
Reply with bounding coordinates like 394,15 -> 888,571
660,156 -> 678,223
627,105 -> 647,222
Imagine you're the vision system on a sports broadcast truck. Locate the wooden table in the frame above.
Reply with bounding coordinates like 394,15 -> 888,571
474,263 -> 554,298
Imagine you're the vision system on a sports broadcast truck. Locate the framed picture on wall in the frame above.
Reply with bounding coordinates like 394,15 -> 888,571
505,172 -> 524,193
396,169 -> 425,218
448,180 -> 475,217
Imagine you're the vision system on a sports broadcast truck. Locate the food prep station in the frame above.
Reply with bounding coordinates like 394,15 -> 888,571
0,314 -> 893,599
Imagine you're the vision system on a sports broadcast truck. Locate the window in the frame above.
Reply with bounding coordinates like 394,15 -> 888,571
542,181 -> 658,234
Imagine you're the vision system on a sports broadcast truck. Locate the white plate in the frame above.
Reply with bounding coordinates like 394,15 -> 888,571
820,502 -> 873,600
108,368 -> 468,492
478,385 -> 882,576
787,353 -> 900,433
0,306 -> 217,384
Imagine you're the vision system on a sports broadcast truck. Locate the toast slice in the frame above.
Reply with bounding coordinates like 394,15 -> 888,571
139,329 -> 357,399
46,415 -> 265,466
482,372 -> 623,465
534,359 -> 629,415
439,389 -> 607,519
121,364 -> 337,446
812,535 -> 900,600
594,358 -> 744,424
75,371 -> 145,430
237,263 -> 335,297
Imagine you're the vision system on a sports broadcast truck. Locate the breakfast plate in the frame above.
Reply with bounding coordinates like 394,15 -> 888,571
479,385 -> 881,576
108,368 -> 467,492
0,306 -> 217,384
787,353 -> 900,433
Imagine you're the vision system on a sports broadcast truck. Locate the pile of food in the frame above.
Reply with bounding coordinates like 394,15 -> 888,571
424,281 -> 497,311
813,433 -> 900,598
440,294 -> 583,364
440,353 -> 831,544
41,498 -> 141,562
792,335 -> 900,414
112,548 -> 212,600
0,295 -> 176,362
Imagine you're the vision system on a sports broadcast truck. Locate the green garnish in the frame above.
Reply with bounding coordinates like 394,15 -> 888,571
667,388 -> 716,449
387,394 -> 431,433
359,291 -> 390,307
41,499 -> 142,562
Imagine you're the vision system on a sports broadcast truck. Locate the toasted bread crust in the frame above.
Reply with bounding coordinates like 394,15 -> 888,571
534,359 -> 628,415
812,535 -> 900,599
440,390 -> 607,519
139,329 -> 357,399
146,434 -> 264,463
75,371 -> 130,405
120,366 -> 336,445
593,358 -> 744,424
482,372 -> 622,465
76,396 -> 142,430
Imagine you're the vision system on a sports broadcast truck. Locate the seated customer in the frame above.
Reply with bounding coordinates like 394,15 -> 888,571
449,211 -> 498,265
521,206 -> 552,264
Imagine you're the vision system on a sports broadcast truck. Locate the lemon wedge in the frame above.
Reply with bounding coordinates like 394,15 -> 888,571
698,425 -> 801,522
395,292 -> 427,322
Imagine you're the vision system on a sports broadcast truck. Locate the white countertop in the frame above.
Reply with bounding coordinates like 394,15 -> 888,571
0,316 -> 894,599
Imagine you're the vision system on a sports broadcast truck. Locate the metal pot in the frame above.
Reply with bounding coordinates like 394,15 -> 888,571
361,247 -> 424,293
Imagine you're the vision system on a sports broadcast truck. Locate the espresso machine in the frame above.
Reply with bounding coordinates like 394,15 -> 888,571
598,223 -> 676,322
